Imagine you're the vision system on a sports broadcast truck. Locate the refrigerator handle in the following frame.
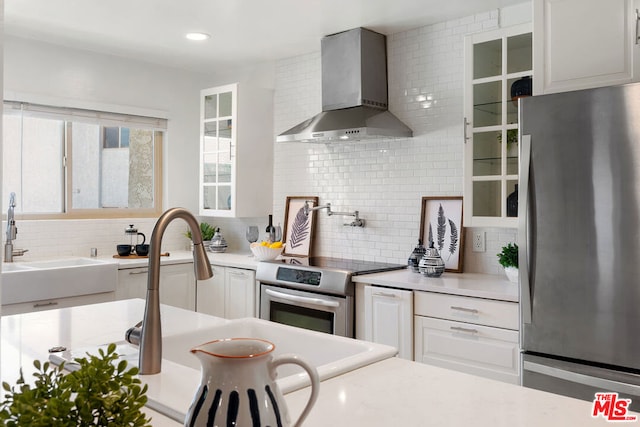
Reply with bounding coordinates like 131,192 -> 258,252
524,361 -> 640,396
519,134 -> 532,324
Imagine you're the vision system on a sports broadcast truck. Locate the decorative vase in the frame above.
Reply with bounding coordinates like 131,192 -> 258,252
209,229 -> 228,253
504,266 -> 519,283
510,76 -> 532,106
185,338 -> 320,427
418,243 -> 445,277
407,239 -> 426,273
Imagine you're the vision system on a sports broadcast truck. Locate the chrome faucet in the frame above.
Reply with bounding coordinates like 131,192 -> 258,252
4,192 -> 28,262
302,200 -> 366,227
130,207 -> 213,375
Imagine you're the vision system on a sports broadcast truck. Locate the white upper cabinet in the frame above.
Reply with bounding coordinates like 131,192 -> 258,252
464,24 -> 533,228
199,83 -> 274,218
534,0 -> 640,94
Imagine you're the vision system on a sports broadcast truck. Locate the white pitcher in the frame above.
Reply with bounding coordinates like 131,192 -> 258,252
184,338 -> 320,427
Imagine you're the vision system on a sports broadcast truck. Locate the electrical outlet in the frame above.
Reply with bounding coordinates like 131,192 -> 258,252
472,231 -> 485,252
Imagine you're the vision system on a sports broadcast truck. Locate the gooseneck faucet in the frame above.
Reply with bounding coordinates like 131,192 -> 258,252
4,192 -> 28,262
136,207 -> 213,375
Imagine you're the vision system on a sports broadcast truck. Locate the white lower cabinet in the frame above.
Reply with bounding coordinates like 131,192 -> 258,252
1,292 -> 115,316
360,284 -> 413,360
414,291 -> 520,384
116,263 -> 196,311
197,266 -> 256,319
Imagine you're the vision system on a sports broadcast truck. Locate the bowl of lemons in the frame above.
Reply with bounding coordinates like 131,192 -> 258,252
250,241 -> 285,261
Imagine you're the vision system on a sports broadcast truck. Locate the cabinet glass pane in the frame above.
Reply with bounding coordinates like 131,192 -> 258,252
219,92 -> 232,117
203,136 -> 217,152
505,130 -> 519,175
507,77 -> 520,125
507,33 -> 532,74
203,153 -> 217,183
473,81 -> 501,127
506,180 -> 518,217
473,39 -> 501,79
204,94 -> 217,120
473,131 -> 501,176
219,139 -> 231,154
473,181 -> 501,217
218,163 -> 231,183
218,185 -> 231,210
204,122 -> 217,138
219,119 -> 232,139
203,186 -> 216,210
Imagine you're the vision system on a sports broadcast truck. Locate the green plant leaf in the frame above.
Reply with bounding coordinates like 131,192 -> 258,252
497,243 -> 518,267
0,345 -> 151,426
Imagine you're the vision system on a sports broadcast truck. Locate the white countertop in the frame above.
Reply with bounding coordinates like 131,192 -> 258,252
110,250 -> 258,270
0,299 -> 625,426
286,357 -> 618,426
353,269 -> 518,302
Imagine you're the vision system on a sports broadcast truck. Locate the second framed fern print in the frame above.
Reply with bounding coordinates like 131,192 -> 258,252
283,196 -> 318,257
419,196 -> 464,273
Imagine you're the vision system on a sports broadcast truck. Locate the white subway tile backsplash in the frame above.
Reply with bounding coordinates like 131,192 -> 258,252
2,218 -> 188,261
271,9 -> 516,272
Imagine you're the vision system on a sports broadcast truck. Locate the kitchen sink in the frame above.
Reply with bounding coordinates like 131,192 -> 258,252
1,257 -> 117,305
161,317 -> 397,393
52,317 -> 397,423
25,257 -> 112,269
1,263 -> 36,272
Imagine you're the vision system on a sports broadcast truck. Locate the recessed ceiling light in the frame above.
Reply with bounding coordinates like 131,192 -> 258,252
186,32 -> 211,41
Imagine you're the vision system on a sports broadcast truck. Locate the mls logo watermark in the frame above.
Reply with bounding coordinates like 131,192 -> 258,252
592,392 -> 638,422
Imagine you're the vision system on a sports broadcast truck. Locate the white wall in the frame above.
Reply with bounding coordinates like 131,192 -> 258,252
4,35 -> 212,211
270,8 -> 523,274
2,36 -> 214,257
0,4 -> 529,271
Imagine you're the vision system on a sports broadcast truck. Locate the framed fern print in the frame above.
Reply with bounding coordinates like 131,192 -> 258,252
419,196 -> 464,273
282,196 -> 318,257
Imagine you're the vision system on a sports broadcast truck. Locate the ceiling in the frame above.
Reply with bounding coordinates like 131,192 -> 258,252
4,0 -> 526,73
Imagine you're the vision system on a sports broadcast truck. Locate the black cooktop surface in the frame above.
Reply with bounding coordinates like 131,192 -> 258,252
274,256 -> 406,276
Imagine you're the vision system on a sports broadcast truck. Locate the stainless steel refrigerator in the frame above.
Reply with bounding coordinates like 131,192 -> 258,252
519,82 -> 640,410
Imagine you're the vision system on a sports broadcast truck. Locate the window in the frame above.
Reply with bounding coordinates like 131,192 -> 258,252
2,102 -> 166,218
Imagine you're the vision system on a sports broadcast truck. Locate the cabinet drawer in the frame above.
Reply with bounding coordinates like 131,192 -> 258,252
1,292 -> 115,316
414,291 -> 518,330
414,316 -> 520,384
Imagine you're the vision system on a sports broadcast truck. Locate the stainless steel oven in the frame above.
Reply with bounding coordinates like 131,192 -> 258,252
257,257 -> 405,338
261,284 -> 352,337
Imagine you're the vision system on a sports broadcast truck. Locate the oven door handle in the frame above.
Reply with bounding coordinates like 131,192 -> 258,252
265,288 -> 340,308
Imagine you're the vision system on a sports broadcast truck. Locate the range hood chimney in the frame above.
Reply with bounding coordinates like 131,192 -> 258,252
277,27 -> 413,143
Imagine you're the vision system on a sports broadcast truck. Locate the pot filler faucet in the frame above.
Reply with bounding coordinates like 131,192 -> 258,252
303,200 -> 365,227
125,207 -> 213,375
4,192 -> 28,262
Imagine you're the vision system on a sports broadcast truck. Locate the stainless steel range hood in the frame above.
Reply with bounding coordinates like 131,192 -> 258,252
277,27 -> 413,143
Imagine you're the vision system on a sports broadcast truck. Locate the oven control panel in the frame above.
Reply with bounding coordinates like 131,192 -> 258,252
276,267 -> 321,286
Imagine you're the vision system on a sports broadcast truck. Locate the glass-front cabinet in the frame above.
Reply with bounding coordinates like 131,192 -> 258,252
464,23 -> 532,227
201,85 -> 234,213
199,83 -> 274,218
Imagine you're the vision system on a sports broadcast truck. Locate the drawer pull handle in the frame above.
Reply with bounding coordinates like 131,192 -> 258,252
129,270 -> 149,275
34,301 -> 58,308
373,292 -> 397,298
450,306 -> 479,314
450,326 -> 478,334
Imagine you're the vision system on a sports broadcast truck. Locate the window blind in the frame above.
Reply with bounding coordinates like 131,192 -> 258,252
3,101 -> 168,130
